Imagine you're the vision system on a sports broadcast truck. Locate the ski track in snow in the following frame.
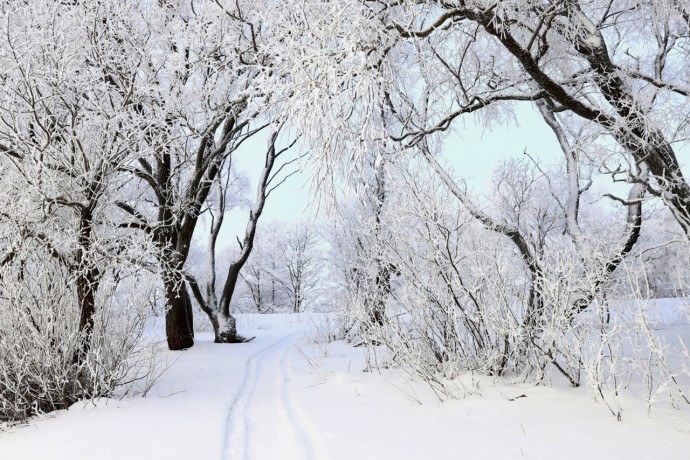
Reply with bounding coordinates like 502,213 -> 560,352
221,332 -> 327,460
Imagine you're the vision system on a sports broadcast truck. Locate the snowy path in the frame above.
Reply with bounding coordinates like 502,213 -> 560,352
1,313 -> 690,460
222,333 -> 327,460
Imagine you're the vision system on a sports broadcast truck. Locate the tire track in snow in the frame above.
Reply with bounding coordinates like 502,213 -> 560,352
279,337 -> 329,460
221,334 -> 293,460
222,333 -> 325,460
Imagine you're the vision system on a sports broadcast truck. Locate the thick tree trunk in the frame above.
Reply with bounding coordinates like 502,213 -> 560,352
73,269 -> 99,364
164,274 -> 194,350
186,276 -> 240,343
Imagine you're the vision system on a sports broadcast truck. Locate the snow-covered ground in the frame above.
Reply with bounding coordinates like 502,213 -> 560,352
1,313 -> 690,460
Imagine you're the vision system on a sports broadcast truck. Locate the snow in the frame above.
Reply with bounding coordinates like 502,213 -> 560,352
2,313 -> 690,460
571,8 -> 603,50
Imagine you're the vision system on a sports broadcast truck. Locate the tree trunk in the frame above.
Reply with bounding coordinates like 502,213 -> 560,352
183,283 -> 194,339
213,311 -> 240,343
369,263 -> 389,327
165,274 -> 194,350
366,153 -> 389,327
75,207 -> 100,359
76,271 -> 98,337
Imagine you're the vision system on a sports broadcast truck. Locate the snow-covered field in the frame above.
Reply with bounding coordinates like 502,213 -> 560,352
1,313 -> 690,460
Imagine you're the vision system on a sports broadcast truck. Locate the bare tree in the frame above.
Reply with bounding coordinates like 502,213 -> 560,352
186,128 -> 299,342
0,1 -> 161,423
281,222 -> 323,313
393,1 -> 689,238
82,0 -> 272,349
0,0 -> 155,356
238,222 -> 286,313
238,220 -> 323,313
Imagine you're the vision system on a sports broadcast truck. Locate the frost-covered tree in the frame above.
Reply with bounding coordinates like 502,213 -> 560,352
0,0 -> 160,423
319,147 -> 401,336
0,0 -> 155,355
237,220 -> 324,313
270,0 -> 690,240
79,0 -> 278,349
280,221 -> 323,313
185,128 -> 298,341
335,150 -> 658,403
0,0 -> 304,351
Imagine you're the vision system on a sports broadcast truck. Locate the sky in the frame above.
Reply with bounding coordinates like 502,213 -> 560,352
220,131 -> 316,243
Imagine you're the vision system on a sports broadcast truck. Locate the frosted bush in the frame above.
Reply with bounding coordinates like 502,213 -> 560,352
0,260 -> 158,426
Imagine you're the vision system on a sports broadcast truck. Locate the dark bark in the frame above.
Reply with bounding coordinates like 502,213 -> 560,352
72,206 -> 101,361
156,113 -> 247,349
164,272 -> 194,350
76,208 -> 98,338
187,275 -> 241,343
76,272 -> 97,339
213,314 -> 241,343
216,330 -> 242,343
